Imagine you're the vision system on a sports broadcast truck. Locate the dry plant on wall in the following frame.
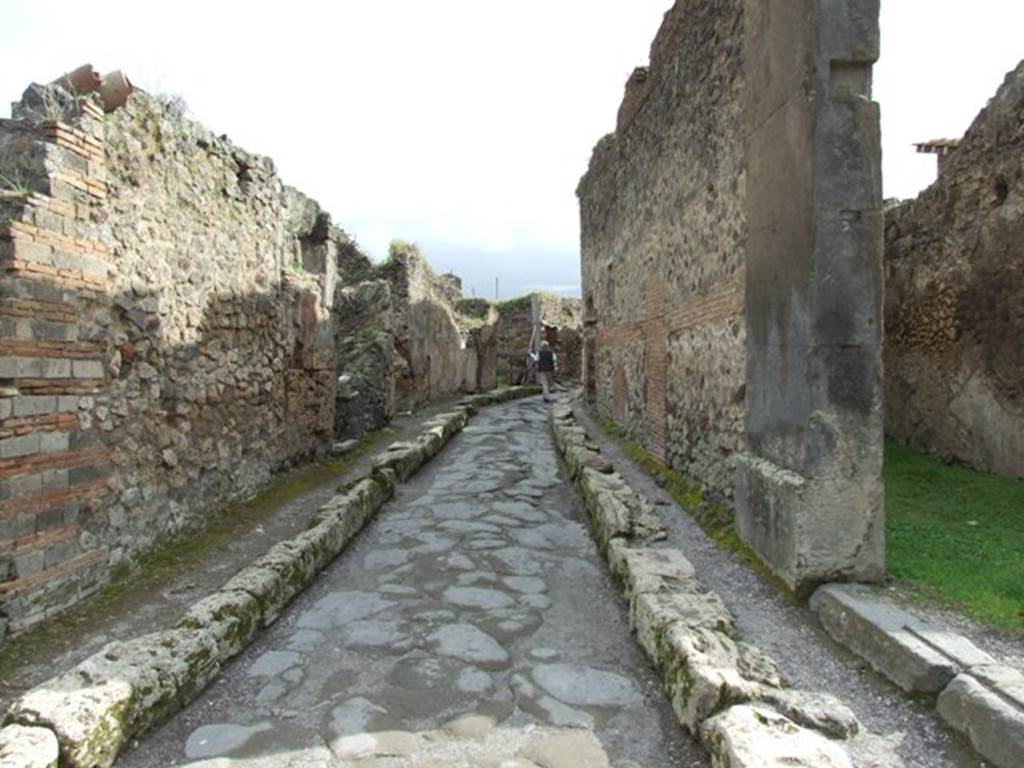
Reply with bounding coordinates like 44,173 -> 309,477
0,144 -> 30,197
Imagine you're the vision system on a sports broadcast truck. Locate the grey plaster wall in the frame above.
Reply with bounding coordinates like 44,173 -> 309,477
736,0 -> 885,592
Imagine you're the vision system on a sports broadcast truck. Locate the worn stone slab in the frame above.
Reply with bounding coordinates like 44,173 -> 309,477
759,689 -> 860,740
520,728 -> 610,768
0,724 -> 59,768
578,468 -> 633,548
177,588 -> 262,663
937,665 -> 1024,768
607,543 -> 698,601
7,628 -> 218,768
810,584 -> 996,693
657,624 -> 781,731
373,441 -> 426,483
701,705 -> 854,768
632,591 -> 735,662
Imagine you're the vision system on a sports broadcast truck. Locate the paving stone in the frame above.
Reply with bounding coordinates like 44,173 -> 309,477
520,728 -> 610,768
443,715 -> 497,740
701,705 -> 854,768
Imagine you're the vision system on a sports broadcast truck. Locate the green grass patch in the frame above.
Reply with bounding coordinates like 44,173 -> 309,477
885,439 -> 1024,633
598,419 -> 797,602
0,430 -> 388,683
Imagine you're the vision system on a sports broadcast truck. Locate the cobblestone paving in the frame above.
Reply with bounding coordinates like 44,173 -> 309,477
120,398 -> 702,767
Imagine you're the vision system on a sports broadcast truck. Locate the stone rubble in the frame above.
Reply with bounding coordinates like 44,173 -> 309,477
1,388 -> 537,768
550,399 -> 901,767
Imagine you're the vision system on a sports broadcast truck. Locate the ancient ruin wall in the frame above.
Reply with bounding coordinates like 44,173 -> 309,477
580,0 -> 885,592
495,295 -> 582,386
885,60 -> 1024,478
382,247 -> 498,411
578,0 -> 747,500
0,87 -> 373,631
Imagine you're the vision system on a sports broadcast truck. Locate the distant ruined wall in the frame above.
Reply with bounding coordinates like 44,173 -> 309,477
579,0 -> 884,592
0,89 -> 352,631
381,246 -> 498,412
885,60 -> 1024,478
578,0 -> 747,500
495,295 -> 583,386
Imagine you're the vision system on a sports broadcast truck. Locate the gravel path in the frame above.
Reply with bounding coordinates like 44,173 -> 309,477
573,401 -> 986,768
119,398 -> 702,767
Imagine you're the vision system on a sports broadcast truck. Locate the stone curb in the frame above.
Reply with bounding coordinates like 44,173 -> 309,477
1,386 -> 540,768
551,401 -> 874,768
811,583 -> 1024,768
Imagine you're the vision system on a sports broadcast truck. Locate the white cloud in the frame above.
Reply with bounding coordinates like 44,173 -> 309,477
2,0 -> 1021,282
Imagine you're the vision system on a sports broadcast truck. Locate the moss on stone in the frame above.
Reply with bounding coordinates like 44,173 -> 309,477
598,419 -> 798,605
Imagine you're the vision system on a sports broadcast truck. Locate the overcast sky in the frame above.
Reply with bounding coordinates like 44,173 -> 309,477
2,1 -> 1022,299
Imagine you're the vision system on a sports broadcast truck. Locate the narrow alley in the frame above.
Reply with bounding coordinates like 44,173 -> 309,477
119,399 -> 701,767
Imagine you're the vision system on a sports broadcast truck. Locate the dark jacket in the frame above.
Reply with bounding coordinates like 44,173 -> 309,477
538,349 -> 555,373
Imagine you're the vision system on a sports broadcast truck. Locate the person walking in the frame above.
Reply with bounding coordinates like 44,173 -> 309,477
532,340 -> 557,403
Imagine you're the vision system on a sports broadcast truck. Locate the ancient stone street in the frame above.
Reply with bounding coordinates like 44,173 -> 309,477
119,398 -> 701,768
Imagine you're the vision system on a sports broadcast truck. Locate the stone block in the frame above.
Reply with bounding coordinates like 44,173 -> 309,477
0,723 -> 59,768
39,430 -> 70,454
701,705 -> 854,768
937,666 -> 1024,768
56,395 -> 79,413
658,625 -> 780,731
6,668 -> 133,768
0,432 -> 40,459
758,689 -> 860,740
71,360 -> 104,379
810,584 -> 995,694
13,396 -> 57,418
607,543 -> 698,601
177,589 -> 262,664
220,566 -> 289,628
38,358 -> 72,379
372,441 -> 425,483
632,591 -> 735,665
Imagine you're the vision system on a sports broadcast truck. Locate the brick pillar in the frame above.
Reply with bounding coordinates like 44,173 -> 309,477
0,101 -> 114,633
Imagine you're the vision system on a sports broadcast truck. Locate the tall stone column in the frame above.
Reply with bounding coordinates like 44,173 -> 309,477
737,0 -> 885,593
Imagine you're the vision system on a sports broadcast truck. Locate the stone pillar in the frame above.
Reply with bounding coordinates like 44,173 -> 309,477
737,0 -> 885,593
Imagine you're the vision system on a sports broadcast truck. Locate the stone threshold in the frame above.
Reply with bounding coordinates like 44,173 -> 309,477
550,398 -> 893,768
0,385 -> 540,768
811,584 -> 1024,768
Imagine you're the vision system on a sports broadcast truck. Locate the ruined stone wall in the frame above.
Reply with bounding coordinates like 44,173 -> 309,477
381,246 -> 498,411
0,88 -> 357,631
580,0 -> 884,592
495,295 -> 583,386
885,60 -> 1024,478
578,0 -> 747,499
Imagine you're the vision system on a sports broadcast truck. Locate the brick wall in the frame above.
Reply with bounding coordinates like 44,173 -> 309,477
0,103 -> 114,630
579,0 -> 746,500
